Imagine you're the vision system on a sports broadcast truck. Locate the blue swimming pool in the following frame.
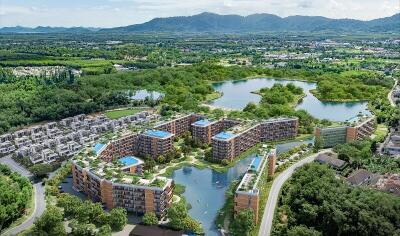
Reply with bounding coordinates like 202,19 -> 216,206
144,130 -> 173,139
94,143 -> 105,155
119,156 -> 140,166
250,155 -> 263,172
214,131 -> 235,140
192,119 -> 212,127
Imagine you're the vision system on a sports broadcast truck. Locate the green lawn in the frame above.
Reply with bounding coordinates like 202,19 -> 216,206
104,108 -> 144,119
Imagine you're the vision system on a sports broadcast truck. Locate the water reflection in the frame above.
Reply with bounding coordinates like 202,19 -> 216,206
210,78 -> 371,121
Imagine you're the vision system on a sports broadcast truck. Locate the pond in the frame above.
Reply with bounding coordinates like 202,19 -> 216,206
171,140 -> 311,236
209,78 -> 371,122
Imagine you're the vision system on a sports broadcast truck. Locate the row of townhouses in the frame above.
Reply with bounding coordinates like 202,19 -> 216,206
0,110 -> 158,164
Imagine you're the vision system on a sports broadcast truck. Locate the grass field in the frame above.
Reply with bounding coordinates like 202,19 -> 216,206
104,108 -> 144,119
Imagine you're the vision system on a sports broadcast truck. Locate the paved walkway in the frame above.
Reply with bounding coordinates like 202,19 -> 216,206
258,150 -> 331,236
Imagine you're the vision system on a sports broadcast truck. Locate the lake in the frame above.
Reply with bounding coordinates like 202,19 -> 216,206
209,78 -> 371,121
171,140 -> 311,236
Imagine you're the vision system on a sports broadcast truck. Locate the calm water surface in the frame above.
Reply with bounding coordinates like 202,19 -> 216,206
171,141 -> 313,236
209,78 -> 371,121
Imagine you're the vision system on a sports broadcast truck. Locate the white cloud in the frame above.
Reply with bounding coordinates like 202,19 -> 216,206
0,0 -> 399,27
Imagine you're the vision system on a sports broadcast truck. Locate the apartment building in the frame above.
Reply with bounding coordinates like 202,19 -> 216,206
72,161 -> 174,218
137,130 -> 174,158
259,118 -> 299,142
315,116 -> 375,148
212,117 -> 298,161
99,129 -> 174,162
155,114 -> 203,136
191,119 -> 240,144
234,148 -> 275,223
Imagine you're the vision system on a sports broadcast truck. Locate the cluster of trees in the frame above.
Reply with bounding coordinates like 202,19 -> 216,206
166,202 -> 203,234
334,140 -> 400,174
31,205 -> 113,236
314,70 -> 393,101
56,193 -> 127,233
259,83 -> 304,106
0,164 -> 32,231
229,209 -> 255,236
273,163 -> 400,236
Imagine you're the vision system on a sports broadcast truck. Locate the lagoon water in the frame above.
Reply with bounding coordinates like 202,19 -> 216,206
209,78 -> 371,121
171,140 -> 313,236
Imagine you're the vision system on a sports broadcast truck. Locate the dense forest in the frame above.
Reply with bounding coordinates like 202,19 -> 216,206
0,164 -> 32,232
272,163 -> 400,236
0,62 -> 396,134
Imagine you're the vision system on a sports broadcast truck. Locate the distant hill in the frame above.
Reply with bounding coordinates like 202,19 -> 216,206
0,26 -> 100,34
103,12 -> 400,33
1,12 -> 399,34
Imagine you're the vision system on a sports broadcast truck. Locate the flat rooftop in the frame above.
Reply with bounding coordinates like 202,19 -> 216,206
143,130 -> 173,139
213,131 -> 236,140
192,119 -> 213,127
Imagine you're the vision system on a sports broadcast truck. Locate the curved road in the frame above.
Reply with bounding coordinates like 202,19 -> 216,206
388,77 -> 398,107
0,156 -> 46,236
258,150 -> 330,236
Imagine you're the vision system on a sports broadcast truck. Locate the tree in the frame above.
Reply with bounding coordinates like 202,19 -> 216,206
97,224 -> 112,236
313,137 -> 324,152
29,163 -> 53,178
287,226 -> 322,236
57,193 -> 82,218
229,209 -> 255,236
144,155 -> 156,171
109,208 -> 127,231
76,201 -> 106,225
142,212 -> 158,225
167,202 -> 202,233
31,206 -> 66,236
69,220 -> 97,236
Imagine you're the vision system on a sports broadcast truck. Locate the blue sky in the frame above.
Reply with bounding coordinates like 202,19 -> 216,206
0,0 -> 399,27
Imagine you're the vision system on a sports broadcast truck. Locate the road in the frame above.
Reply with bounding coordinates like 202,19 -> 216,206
0,156 -> 46,236
0,155 -> 33,178
388,77 -> 398,107
258,150 -> 330,236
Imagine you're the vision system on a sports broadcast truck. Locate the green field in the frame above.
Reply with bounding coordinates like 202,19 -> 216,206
104,108 -> 144,119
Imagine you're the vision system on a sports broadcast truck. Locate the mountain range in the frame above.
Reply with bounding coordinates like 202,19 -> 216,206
1,12 -> 399,34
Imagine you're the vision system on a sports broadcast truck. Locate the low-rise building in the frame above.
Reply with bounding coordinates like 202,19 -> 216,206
315,152 -> 347,170
347,169 -> 380,186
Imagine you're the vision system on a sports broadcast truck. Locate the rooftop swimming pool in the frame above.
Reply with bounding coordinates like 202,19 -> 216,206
214,131 -> 235,140
94,143 -> 105,155
144,130 -> 173,139
193,119 -> 212,127
119,156 -> 140,166
250,155 -> 263,172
